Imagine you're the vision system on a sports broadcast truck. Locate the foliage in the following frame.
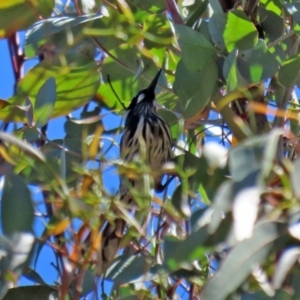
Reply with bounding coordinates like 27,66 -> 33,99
0,0 -> 300,299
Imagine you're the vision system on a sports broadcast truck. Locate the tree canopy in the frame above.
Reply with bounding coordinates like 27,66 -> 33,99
1,0 -> 300,299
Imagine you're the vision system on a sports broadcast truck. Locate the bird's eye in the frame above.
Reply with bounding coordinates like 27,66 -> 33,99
137,93 -> 145,104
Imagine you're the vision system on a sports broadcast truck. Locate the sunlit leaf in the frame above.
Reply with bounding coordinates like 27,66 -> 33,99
223,9 -> 258,52
278,55 -> 300,86
7,60 -> 100,122
143,14 -> 174,48
164,227 -> 208,271
25,14 -> 105,58
239,40 -> 279,83
0,0 -> 54,38
0,131 -> 45,161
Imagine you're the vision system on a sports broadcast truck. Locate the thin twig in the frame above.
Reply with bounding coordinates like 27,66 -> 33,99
106,74 -> 127,110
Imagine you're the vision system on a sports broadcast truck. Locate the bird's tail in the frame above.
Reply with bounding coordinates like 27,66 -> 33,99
101,218 -> 125,265
99,184 -> 133,273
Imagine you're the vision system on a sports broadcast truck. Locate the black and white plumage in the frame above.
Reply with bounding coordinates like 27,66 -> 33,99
101,70 -> 172,267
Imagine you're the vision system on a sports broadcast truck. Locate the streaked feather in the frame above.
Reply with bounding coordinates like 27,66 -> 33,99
100,70 -> 172,270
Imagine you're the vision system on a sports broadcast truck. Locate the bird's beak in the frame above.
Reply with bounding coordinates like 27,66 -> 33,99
147,69 -> 162,93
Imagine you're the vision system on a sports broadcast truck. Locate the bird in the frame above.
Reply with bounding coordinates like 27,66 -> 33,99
100,69 -> 173,271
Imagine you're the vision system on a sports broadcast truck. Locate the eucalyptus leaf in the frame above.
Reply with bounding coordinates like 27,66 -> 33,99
238,40 -> 279,83
105,255 -> 153,284
223,10 -> 258,52
201,222 -> 279,300
173,59 -> 217,118
1,175 -> 34,235
164,227 -> 209,271
3,286 -> 58,300
25,14 -> 105,58
278,55 -> 300,86
223,49 -> 238,91
35,77 -> 56,127
0,0 -> 54,38
7,60 -> 100,122
174,24 -> 215,72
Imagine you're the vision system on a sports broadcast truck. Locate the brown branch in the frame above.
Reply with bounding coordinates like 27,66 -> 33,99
7,33 -> 24,89
165,0 -> 184,24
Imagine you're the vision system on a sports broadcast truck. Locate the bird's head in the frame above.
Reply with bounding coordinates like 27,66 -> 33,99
127,69 -> 162,112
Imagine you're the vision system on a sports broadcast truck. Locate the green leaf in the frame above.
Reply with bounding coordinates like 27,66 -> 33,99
273,247 -> 300,289
0,0 -> 54,38
0,102 -> 28,123
291,158 -> 300,198
223,49 -> 238,91
201,222 -> 279,300
208,181 -> 233,233
258,6 -> 284,43
171,184 -> 191,217
229,133 -> 274,181
64,108 -> 102,138
157,109 -> 177,127
7,60 -> 100,122
34,77 -> 56,127
23,267 -> 46,285
208,12 -> 227,51
1,174 -> 34,235
260,0 -> 282,16
164,227 -> 208,271
25,14 -> 105,58
209,0 -> 223,14
143,14 -> 173,48
173,59 -> 218,118
223,9 -> 258,52
128,0 -> 166,13
278,55 -> 300,86
105,255 -> 153,284
240,290 -> 292,300
156,90 -> 178,111
80,269 -> 96,297
260,129 -> 283,179
238,40 -> 279,83
3,286 -> 58,300
174,24 -> 215,73
0,131 -> 45,162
